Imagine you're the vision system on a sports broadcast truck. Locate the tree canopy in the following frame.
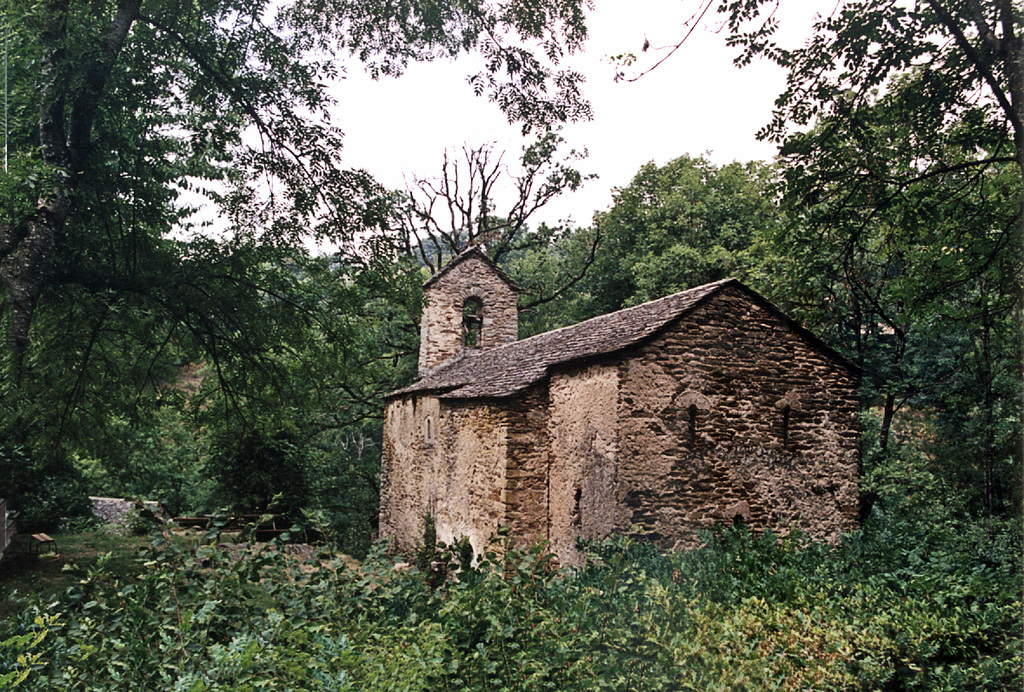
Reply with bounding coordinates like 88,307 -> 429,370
0,0 -> 593,529
0,0 -> 1018,543
0,0 -> 593,377
566,155 -> 776,321
605,0 -> 1021,519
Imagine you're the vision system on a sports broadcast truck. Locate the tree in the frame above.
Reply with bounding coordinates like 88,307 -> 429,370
0,0 -> 592,377
569,154 -> 778,321
394,134 -> 591,263
758,95 -> 1020,509
615,1 -> 1022,518
733,0 -> 1022,197
503,221 -> 602,337
720,1 -> 1021,517
393,133 -> 601,318
621,1 -> 1021,197
0,0 -> 592,525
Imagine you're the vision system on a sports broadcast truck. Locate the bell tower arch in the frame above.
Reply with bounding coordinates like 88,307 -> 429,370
418,247 -> 519,374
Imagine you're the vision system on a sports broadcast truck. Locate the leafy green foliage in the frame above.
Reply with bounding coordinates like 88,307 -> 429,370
751,71 -> 1023,510
3,456 -> 1020,691
563,155 -> 778,323
712,0 -> 1024,514
0,0 -> 593,544
722,0 -> 1022,188
0,438 -> 90,531
205,427 -> 311,520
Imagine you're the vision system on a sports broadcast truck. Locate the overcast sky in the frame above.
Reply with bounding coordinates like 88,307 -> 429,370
334,1 -> 832,229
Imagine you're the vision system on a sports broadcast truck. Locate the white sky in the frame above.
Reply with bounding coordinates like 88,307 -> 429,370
334,1 -> 832,229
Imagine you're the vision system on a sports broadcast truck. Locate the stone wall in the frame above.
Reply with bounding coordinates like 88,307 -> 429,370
436,400 -> 509,554
418,255 -> 519,373
384,282 -> 859,562
380,394 -> 510,555
502,386 -> 551,550
615,286 -> 860,549
547,363 -> 620,566
380,395 -> 441,551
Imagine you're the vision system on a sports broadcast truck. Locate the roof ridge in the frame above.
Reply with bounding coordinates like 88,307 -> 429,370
499,276 -> 735,351
387,278 -> 736,400
422,245 -> 519,292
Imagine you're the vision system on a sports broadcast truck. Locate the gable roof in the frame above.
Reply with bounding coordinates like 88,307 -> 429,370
422,246 -> 519,292
388,278 -> 858,401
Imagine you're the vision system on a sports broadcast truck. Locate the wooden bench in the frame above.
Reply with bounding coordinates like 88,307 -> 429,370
31,533 -> 56,555
173,514 -> 287,540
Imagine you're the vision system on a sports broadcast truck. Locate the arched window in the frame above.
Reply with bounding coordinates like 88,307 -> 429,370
462,297 -> 483,348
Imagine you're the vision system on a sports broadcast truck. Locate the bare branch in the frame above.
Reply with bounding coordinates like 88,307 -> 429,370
621,0 -> 717,83
519,225 -> 602,310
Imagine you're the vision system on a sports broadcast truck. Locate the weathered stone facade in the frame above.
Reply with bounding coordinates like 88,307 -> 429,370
417,248 -> 518,373
381,249 -> 860,565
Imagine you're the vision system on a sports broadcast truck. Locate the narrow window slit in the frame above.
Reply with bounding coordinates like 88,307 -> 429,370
462,297 -> 482,348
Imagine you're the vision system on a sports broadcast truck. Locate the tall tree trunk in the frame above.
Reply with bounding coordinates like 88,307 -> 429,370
0,0 -> 140,383
879,394 -> 894,455
979,295 -> 1002,526
0,211 -> 61,384
0,0 -> 70,384
878,309 -> 907,456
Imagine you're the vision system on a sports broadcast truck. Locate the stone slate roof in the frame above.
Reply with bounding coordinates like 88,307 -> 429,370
389,278 -> 857,401
389,278 -> 720,400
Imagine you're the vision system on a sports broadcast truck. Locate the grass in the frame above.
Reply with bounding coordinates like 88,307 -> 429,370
0,526 -> 185,619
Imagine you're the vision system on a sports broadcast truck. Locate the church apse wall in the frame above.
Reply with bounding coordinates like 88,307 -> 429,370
614,287 -> 860,551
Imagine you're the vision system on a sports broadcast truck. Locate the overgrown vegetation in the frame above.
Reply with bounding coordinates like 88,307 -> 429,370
0,0 -> 1020,685
2,455 -> 1020,690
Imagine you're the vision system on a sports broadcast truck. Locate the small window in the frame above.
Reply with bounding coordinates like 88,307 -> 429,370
424,416 -> 435,445
462,297 -> 483,348
688,404 -> 698,445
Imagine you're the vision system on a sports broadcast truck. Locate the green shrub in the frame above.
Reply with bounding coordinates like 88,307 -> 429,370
1,503 -> 1019,690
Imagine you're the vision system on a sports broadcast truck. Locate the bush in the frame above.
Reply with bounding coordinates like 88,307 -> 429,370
1,499 -> 1019,690
0,442 -> 90,532
205,426 -> 312,520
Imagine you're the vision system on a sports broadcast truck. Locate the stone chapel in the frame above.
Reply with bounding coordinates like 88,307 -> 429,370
380,247 -> 860,565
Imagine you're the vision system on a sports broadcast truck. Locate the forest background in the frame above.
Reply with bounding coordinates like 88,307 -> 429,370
0,0 -> 1019,562
0,0 -> 1019,555
0,0 -> 1018,551
0,0 -> 1020,687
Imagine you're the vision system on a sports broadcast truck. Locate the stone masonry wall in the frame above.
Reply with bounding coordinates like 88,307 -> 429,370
380,395 -> 509,555
434,400 -> 509,554
502,386 -> 551,551
379,395 -> 442,552
418,255 -> 518,373
547,363 -> 620,566
386,282 -> 859,561
614,286 -> 860,549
